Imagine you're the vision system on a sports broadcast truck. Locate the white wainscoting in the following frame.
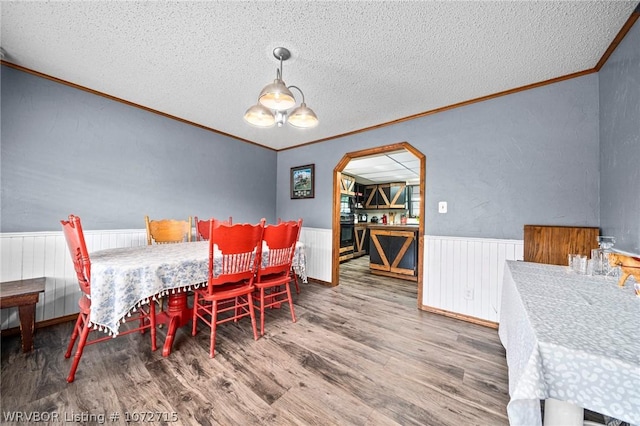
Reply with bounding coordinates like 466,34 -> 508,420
424,235 -> 524,323
1,229 -> 148,329
298,227 -> 332,283
0,227 -> 332,330
1,229 -> 521,329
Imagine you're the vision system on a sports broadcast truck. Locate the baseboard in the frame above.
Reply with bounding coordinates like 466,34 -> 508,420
419,304 -> 499,329
306,278 -> 334,287
0,313 -> 77,337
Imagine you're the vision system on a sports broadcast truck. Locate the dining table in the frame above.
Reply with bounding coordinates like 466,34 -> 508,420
498,260 -> 640,426
89,240 -> 307,356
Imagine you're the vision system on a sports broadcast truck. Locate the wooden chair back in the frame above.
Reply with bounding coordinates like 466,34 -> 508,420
205,219 -> 265,295
194,216 -> 232,241
60,214 -> 91,296
257,219 -> 302,281
145,216 -> 192,245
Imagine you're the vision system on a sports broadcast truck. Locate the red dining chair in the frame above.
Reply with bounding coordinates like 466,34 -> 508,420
191,219 -> 265,357
61,214 -> 157,383
277,218 -> 302,294
253,219 -> 303,336
194,216 -> 232,241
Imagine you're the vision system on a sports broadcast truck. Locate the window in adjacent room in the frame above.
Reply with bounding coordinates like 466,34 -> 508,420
407,185 -> 420,218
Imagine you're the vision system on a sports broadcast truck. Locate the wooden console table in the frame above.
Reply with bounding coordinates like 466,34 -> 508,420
523,225 -> 599,266
1,277 -> 46,352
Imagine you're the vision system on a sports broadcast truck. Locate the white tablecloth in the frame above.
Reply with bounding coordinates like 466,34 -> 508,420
498,261 -> 640,426
89,241 -> 307,335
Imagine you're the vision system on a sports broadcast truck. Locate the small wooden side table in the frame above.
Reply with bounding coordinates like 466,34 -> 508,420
1,277 -> 46,352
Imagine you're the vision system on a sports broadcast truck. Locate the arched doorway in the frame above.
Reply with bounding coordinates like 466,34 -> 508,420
332,142 -> 426,308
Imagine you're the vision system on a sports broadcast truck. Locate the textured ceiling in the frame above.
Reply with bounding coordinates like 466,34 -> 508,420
1,1 -> 638,151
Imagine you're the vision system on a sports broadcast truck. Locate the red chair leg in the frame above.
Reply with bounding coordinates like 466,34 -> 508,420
292,270 -> 300,294
66,318 -> 92,383
149,303 -> 157,352
248,294 -> 259,341
64,313 -> 85,358
191,293 -> 199,336
234,296 -> 241,322
259,289 -> 266,336
286,284 -> 297,323
209,301 -> 218,358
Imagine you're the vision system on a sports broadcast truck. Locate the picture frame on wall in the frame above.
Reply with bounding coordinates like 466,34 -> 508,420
290,164 -> 315,199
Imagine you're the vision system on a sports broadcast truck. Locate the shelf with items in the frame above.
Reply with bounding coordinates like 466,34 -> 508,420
354,183 -> 365,209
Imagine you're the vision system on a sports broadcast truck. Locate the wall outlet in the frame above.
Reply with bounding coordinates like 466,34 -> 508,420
438,201 -> 447,213
464,288 -> 474,300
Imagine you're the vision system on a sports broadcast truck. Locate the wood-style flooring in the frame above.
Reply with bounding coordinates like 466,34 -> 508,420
3,256 -> 512,425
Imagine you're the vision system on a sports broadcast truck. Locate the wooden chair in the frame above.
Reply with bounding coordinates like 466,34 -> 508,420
145,215 -> 192,244
61,214 -> 156,383
253,219 -> 302,336
145,215 -> 192,314
194,216 -> 232,241
192,219 -> 265,357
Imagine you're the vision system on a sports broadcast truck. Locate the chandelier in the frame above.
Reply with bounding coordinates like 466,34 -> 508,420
244,47 -> 318,129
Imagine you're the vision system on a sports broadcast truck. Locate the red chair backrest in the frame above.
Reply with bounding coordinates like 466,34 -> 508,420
206,219 -> 265,294
195,216 -> 232,241
257,219 -> 302,280
60,214 -> 91,296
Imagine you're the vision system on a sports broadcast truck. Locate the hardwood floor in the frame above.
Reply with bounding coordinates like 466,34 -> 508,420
2,256 -> 511,425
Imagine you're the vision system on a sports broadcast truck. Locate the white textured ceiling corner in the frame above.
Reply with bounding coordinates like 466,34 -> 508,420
1,1 -> 638,151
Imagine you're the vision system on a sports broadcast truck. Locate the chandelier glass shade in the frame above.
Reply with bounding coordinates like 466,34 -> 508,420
243,103 -> 276,127
287,101 -> 319,128
258,74 -> 296,111
244,47 -> 318,129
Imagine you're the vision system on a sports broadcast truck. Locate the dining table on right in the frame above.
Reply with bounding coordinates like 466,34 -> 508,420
498,260 -> 640,426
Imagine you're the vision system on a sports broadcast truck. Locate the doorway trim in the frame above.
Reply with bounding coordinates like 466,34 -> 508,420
332,142 -> 426,308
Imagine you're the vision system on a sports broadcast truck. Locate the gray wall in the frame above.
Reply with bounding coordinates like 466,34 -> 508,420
1,66 -> 277,232
599,18 -> 640,253
277,75 -> 601,240
7,28 -> 637,242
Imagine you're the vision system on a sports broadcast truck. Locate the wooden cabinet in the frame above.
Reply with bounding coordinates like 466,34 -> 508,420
369,226 -> 418,281
379,183 -> 406,209
363,182 -> 407,209
523,225 -> 599,266
339,245 -> 354,263
340,173 -> 356,196
353,224 -> 368,258
363,185 -> 378,209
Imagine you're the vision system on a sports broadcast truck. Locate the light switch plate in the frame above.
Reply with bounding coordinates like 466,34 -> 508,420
438,201 -> 447,213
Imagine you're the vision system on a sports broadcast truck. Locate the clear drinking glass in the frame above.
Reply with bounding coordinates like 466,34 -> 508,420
591,248 -> 603,275
578,255 -> 588,274
597,236 -> 617,277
